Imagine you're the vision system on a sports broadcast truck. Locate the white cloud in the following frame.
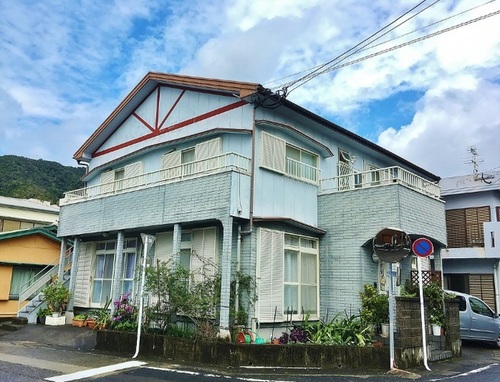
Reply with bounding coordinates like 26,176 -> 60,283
0,0 -> 499,177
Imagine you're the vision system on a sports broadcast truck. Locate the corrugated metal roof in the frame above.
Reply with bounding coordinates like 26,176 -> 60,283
440,171 -> 500,196
0,196 -> 59,213
0,224 -> 60,242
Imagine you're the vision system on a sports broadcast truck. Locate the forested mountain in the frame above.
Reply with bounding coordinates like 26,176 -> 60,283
0,155 -> 85,204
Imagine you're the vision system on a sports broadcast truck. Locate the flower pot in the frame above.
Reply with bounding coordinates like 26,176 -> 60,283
86,319 -> 96,330
72,318 -> 86,327
432,324 -> 441,336
51,312 -> 61,318
381,323 -> 390,338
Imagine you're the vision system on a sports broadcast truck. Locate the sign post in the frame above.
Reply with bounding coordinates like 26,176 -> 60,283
412,237 -> 434,372
373,228 -> 411,370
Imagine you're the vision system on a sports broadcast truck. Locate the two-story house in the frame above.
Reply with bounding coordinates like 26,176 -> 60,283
440,171 -> 500,313
57,72 -> 446,338
0,197 -> 61,319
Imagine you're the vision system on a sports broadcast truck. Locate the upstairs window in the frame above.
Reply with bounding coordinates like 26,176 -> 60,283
100,161 -> 143,194
162,137 -> 221,179
260,132 -> 319,184
446,206 -> 491,248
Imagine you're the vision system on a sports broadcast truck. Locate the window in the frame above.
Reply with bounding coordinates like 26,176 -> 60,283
162,138 -> 221,179
260,132 -> 319,183
121,239 -> 137,295
446,206 -> 491,248
92,241 -> 115,305
470,297 -> 494,317
92,239 -> 138,306
9,266 -> 44,299
100,161 -> 143,194
258,229 -> 319,321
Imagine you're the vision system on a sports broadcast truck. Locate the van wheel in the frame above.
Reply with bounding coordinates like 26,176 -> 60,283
496,335 -> 500,348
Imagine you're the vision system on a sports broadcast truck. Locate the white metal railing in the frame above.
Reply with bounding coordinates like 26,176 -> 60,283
17,246 -> 72,313
320,166 -> 441,198
286,157 -> 319,183
61,152 -> 251,205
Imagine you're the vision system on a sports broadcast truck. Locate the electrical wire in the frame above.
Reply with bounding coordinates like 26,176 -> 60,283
352,0 -> 497,55
266,0 -> 498,95
285,7 -> 500,94
272,0 -> 436,94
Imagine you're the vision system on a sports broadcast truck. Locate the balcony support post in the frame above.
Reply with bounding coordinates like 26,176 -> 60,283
218,217 -> 233,340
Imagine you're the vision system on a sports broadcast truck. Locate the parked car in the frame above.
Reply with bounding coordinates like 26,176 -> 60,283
445,290 -> 500,348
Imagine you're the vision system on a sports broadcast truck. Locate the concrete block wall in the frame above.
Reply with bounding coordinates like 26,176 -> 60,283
318,184 -> 446,318
58,173 -> 238,237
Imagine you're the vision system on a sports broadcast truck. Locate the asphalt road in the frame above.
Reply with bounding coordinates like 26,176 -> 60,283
0,324 -> 499,382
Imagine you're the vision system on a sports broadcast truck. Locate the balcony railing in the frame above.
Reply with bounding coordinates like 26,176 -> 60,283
320,166 -> 441,199
61,152 -> 251,205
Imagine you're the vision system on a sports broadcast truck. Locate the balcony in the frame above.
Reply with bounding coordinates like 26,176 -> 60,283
320,166 -> 440,199
61,152 -> 251,205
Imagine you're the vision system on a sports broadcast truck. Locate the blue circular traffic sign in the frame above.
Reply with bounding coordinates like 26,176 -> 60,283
412,237 -> 434,258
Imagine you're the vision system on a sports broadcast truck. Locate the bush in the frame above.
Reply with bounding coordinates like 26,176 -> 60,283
360,284 -> 389,326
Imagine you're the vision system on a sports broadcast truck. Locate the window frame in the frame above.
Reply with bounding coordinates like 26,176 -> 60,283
260,132 -> 319,184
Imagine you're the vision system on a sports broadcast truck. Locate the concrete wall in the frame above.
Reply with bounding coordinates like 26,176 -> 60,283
59,172 -> 239,237
318,184 -> 446,317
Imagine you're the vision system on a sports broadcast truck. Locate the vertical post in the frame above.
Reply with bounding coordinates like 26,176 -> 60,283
111,231 -> 124,314
418,256 -> 431,371
133,233 -> 155,359
67,237 -> 80,313
57,238 -> 67,280
388,262 -> 395,370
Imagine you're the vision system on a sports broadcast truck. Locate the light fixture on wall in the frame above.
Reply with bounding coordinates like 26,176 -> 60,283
102,232 -> 109,238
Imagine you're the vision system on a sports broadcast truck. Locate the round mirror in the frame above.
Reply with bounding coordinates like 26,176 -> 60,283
373,227 -> 411,263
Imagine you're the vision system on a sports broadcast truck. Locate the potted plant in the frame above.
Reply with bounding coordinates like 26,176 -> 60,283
360,284 -> 389,336
425,281 -> 445,335
37,308 -> 51,325
43,280 -> 70,317
88,299 -> 111,331
72,314 -> 87,327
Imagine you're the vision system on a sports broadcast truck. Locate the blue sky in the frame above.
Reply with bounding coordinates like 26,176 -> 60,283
1,0 -> 499,177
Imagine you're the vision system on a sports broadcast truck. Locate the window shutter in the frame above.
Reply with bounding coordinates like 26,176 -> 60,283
191,228 -> 217,282
100,171 -> 115,194
161,151 -> 181,179
257,228 -> 284,322
74,242 -> 94,307
124,161 -> 143,188
196,138 -> 221,160
195,138 -> 221,173
155,232 -> 174,264
260,132 -> 285,173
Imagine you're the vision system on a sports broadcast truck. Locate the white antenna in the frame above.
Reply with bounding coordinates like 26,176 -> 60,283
466,146 -> 483,180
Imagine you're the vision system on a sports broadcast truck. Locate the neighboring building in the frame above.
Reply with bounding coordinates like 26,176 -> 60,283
0,197 -> 61,318
0,225 -> 61,318
440,171 -> 500,313
57,72 -> 446,337
0,196 -> 59,232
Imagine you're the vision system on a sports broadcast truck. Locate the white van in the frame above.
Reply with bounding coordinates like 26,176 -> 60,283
445,290 -> 500,348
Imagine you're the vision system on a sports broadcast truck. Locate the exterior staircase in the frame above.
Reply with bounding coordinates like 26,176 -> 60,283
17,245 -> 72,324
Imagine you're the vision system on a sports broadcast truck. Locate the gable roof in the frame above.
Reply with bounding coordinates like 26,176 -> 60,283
0,224 -> 60,243
74,72 -> 260,162
74,72 -> 440,182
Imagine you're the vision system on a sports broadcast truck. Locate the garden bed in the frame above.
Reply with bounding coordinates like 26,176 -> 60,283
96,330 -> 393,370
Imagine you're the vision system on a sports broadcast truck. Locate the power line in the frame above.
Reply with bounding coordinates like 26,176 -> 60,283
274,0 -> 434,97
285,7 -> 500,94
265,0 -> 498,95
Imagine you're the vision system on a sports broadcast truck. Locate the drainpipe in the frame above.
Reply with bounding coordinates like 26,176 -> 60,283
235,225 -> 242,315
241,107 -> 257,235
